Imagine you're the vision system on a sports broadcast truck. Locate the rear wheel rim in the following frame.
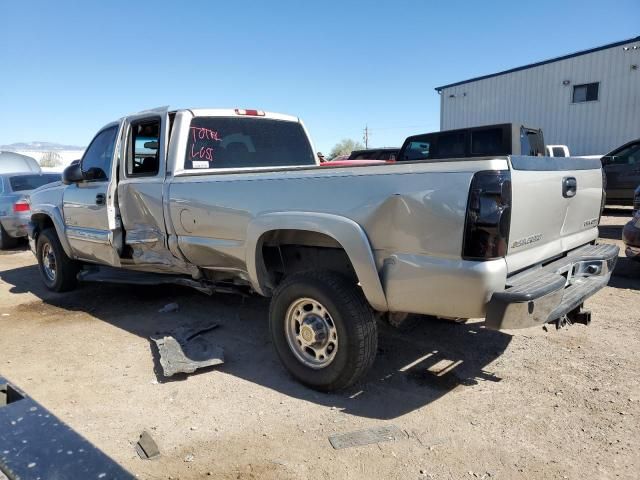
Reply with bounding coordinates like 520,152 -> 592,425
285,297 -> 338,369
41,242 -> 57,282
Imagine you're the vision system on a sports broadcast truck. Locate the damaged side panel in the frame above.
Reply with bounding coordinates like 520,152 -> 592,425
116,112 -> 200,277
117,182 -> 199,276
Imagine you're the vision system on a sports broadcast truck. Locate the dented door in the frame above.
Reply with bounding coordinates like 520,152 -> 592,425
116,109 -> 182,270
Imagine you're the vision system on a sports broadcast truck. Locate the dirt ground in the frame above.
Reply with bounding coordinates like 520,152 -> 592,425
0,209 -> 638,480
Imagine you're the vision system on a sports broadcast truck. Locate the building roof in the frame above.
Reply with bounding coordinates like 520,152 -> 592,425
435,35 -> 640,92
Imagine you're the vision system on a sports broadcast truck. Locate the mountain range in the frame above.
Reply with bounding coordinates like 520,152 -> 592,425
0,141 -> 85,151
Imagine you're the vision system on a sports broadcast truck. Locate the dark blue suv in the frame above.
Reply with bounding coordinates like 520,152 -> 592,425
622,185 -> 640,260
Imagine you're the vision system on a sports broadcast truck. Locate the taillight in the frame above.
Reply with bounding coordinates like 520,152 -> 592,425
235,108 -> 265,116
462,170 -> 511,260
599,168 -> 607,221
13,200 -> 30,213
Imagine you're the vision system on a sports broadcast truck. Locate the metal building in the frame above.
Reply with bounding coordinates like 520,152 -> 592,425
436,36 -> 640,156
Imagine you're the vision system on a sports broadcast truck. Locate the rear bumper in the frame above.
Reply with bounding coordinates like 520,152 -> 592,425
0,214 -> 30,238
486,243 -> 619,329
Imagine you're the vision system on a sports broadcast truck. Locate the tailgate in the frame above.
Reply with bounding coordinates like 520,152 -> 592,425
506,156 -> 604,274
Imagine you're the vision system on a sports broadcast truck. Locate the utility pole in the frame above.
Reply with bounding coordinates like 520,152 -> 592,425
363,125 -> 370,148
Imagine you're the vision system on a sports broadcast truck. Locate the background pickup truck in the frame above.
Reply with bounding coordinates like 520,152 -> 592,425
28,107 -> 618,391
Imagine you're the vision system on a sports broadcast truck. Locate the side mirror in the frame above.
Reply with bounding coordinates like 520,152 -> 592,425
62,162 -> 84,184
601,156 -> 612,166
82,167 -> 107,181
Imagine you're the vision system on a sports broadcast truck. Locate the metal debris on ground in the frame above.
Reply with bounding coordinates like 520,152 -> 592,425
158,302 -> 180,313
151,324 -> 224,377
328,424 -> 407,449
135,430 -> 160,460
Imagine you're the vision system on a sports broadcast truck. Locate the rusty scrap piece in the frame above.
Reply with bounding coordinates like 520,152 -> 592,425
328,424 -> 407,449
135,430 -> 160,460
151,324 -> 224,377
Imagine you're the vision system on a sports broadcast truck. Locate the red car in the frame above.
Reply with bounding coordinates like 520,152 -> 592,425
321,159 -> 388,167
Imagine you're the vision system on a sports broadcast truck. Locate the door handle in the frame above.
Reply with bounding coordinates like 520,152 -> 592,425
562,177 -> 577,198
95,194 -> 106,205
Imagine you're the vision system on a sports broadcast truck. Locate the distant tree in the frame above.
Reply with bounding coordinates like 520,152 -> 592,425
328,139 -> 364,160
40,151 -> 62,168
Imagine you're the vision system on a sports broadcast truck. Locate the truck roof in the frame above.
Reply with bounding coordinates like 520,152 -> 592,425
186,108 -> 300,123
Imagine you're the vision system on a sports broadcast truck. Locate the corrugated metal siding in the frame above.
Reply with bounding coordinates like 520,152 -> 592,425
440,41 -> 640,155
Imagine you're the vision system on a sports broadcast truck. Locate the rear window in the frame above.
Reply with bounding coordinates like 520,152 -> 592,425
9,174 -> 59,191
378,150 -> 398,161
350,151 -> 374,160
552,146 -> 566,157
184,117 -> 315,170
403,141 -> 432,160
520,128 -> 544,156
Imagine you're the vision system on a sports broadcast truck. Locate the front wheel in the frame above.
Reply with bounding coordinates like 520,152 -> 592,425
36,228 -> 79,292
269,271 -> 378,391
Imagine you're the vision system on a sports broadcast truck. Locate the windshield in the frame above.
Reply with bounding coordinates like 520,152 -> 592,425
9,173 -> 60,192
184,117 -> 315,170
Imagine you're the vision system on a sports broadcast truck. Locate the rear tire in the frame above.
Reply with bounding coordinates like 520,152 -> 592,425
36,228 -> 79,292
269,271 -> 378,391
0,224 -> 17,250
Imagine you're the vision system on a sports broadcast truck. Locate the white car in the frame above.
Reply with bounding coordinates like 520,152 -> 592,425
0,151 -> 41,174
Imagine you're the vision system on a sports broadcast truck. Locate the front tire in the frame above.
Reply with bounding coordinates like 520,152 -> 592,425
269,271 -> 378,391
36,228 -> 79,292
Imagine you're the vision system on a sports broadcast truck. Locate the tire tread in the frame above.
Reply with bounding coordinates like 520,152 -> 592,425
270,270 -> 378,390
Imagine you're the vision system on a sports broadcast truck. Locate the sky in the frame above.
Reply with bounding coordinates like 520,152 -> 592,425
0,0 -> 638,153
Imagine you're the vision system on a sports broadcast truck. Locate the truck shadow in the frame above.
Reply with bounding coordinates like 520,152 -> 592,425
602,206 -> 633,217
0,264 -> 511,420
608,256 -> 640,289
598,224 -> 624,240
0,241 -> 29,256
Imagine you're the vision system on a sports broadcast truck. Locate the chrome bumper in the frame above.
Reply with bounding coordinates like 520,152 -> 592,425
485,243 -> 619,329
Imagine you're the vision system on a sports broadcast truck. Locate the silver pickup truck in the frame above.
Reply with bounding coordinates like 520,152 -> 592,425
27,107 -> 618,391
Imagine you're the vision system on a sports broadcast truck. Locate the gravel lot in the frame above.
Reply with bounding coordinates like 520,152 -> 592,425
0,209 -> 638,480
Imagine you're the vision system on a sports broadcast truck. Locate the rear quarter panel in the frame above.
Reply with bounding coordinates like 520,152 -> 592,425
167,159 -> 509,270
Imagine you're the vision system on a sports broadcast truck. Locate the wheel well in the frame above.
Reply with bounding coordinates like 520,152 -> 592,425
258,230 -> 358,294
30,213 -> 55,241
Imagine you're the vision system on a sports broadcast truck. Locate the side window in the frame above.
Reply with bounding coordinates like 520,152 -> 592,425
403,141 -> 431,161
609,144 -> 640,166
81,126 -> 118,180
128,119 -> 161,176
572,82 -> 599,103
552,147 -> 566,157
471,128 -> 503,155
437,133 -> 465,158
